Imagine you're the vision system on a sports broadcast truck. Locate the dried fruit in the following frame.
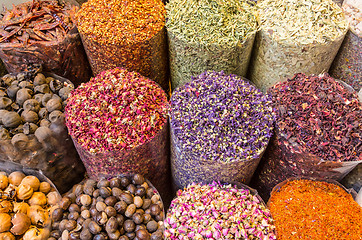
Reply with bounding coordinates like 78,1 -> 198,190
8,172 -> 25,187
0,213 -> 11,233
16,184 -> 33,200
0,175 -> 8,190
10,213 -> 31,235
21,176 -> 40,191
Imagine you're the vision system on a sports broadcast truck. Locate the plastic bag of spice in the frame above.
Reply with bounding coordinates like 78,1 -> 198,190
329,0 -> 361,92
65,68 -> 171,205
0,66 -> 85,194
248,0 -> 349,92
170,71 -> 274,190
75,0 -> 169,93
166,0 -> 257,90
0,0 -> 92,87
251,73 -> 362,201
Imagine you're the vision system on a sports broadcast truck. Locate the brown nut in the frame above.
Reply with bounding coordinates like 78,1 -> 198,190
8,171 -> 25,187
10,213 -> 31,235
27,205 -> 48,227
34,126 -> 52,142
21,110 -> 39,123
28,192 -> 47,206
38,108 -> 48,119
11,133 -> 29,150
16,88 -> 32,106
6,85 -> 20,99
48,110 -> 64,125
18,81 -> 33,89
0,175 -> 8,190
16,184 -> 33,200
39,182 -> 51,194
23,99 -> 40,113
23,122 -> 38,135
0,232 -> 15,240
50,79 -> 63,93
39,119 -> 50,127
46,99 -> 62,112
0,128 -> 10,140
34,84 -> 50,94
59,87 -> 72,101
2,112 -> 22,128
0,201 -> 13,213
21,176 -> 40,191
47,191 -> 61,206
23,227 -> 47,240
34,94 -> 44,104
0,97 -> 12,109
0,213 -> 11,233
41,93 -> 52,106
33,73 -> 46,86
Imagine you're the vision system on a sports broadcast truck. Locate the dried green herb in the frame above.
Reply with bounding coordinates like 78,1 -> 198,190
166,0 -> 258,90
249,0 -> 349,91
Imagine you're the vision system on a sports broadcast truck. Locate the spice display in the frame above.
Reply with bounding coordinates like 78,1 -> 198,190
249,0 -> 348,91
252,73 -> 362,200
330,0 -> 361,92
0,66 -> 85,194
0,163 -> 62,240
164,182 -> 276,239
75,0 -> 169,92
166,0 -> 258,90
50,174 -> 165,240
170,71 -> 274,189
65,68 -> 171,202
269,179 -> 362,239
0,0 -> 91,86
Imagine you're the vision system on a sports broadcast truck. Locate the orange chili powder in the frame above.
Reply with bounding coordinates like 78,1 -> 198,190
269,179 -> 362,240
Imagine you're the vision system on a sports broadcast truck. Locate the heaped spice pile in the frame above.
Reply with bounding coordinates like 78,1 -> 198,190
0,0 -> 75,45
75,0 -> 169,91
270,73 -> 362,162
170,71 -> 274,188
269,179 -> 362,240
65,68 -> 168,154
164,182 -> 276,239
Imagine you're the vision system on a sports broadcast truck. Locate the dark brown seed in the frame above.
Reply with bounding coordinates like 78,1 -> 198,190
108,230 -> 121,240
51,230 -> 61,238
124,219 -> 136,233
59,219 -> 69,232
110,178 -> 121,188
135,225 -> 146,232
80,229 -> 93,240
82,218 -> 92,229
60,197 -> 72,210
132,213 -> 143,225
105,206 -> 117,217
120,193 -> 133,205
84,179 -> 97,187
132,174 -> 145,185
150,230 -> 163,240
69,203 -> 81,212
77,217 -> 85,226
120,177 -> 130,188
149,204 -> 161,216
83,185 -> 95,196
142,199 -> 151,210
69,232 -> 81,240
135,209 -> 145,215
89,207 -> 99,217
116,214 -> 125,226
114,201 -> 127,214
127,184 -> 136,195
97,179 -> 110,188
136,229 -> 150,240
52,208 -> 64,221
73,184 -> 84,196
88,221 -> 102,234
99,187 -> 111,198
135,187 -> 146,197
81,209 -> 91,219
93,189 -> 100,198
68,211 -> 80,221
119,236 -> 129,240
146,220 -> 158,233
143,214 -> 151,224
96,211 -> 108,225
105,216 -> 118,233
146,188 -> 154,198
112,187 -> 123,199
105,196 -> 117,206
93,233 -> 107,240
155,213 -> 163,222
125,232 -> 136,239
65,219 -> 77,231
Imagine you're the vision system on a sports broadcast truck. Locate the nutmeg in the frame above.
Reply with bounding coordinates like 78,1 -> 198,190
39,182 -> 51,194
16,88 -> 32,106
21,110 -> 39,123
39,119 -> 50,127
23,122 -> 38,135
0,201 -> 13,213
47,191 -> 61,206
11,133 -> 29,150
59,87 -> 71,101
16,184 -> 33,200
8,172 -> 25,187
0,175 -> 8,190
28,192 -> 47,206
6,85 -> 20,99
34,84 -> 50,94
23,99 -> 40,113
34,94 -> 44,104
0,109 -> 9,125
50,79 -> 63,93
27,205 -> 49,227
18,81 -> 33,89
48,110 -> 64,125
33,73 -> 47,86
13,202 -> 29,214
4,185 -> 16,199
0,213 -> 11,233
34,126 -> 52,142
10,213 -> 31,235
21,176 -> 40,191
23,227 -> 47,240
2,112 -> 22,128
46,99 -> 62,112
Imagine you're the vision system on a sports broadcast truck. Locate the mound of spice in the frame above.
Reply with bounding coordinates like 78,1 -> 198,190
330,0 -> 361,91
170,71 -> 274,189
50,174 -> 165,240
252,73 -> 362,200
75,0 -> 169,92
269,179 -> 362,240
166,0 -> 257,90
0,66 -> 85,193
249,0 -> 349,91
0,0 -> 91,86
164,182 -> 276,239
65,68 -> 170,201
